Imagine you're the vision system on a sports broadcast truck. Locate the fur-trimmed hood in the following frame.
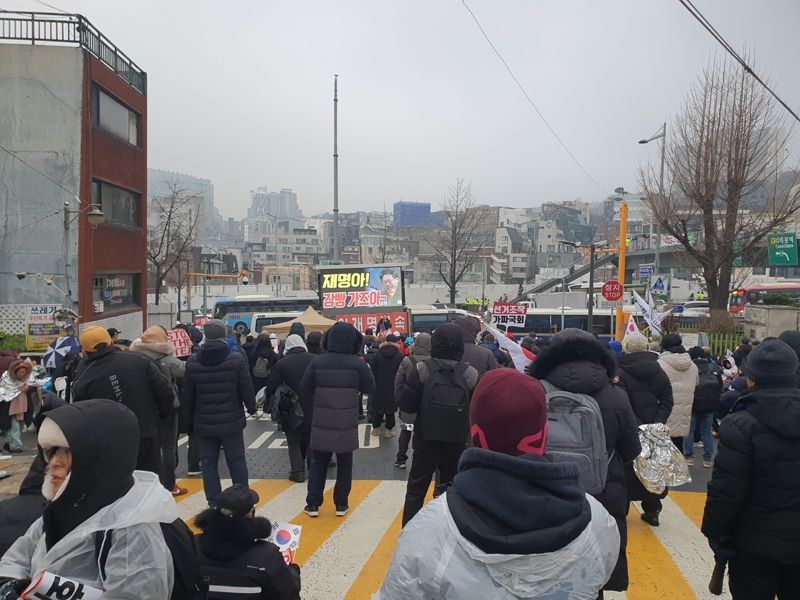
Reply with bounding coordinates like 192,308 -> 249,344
528,328 -> 617,382
129,340 -> 174,358
7,359 -> 33,383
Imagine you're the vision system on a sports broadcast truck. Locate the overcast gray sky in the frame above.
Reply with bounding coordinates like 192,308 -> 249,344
7,0 -> 800,217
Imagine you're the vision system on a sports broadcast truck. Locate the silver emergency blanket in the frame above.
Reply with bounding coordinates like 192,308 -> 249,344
0,365 -> 48,403
633,423 -> 691,494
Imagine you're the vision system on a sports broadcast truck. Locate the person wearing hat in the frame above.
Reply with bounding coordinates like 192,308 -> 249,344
378,369 -> 620,599
453,315 -> 498,377
702,339 -> 800,599
131,326 -> 187,497
262,335 -> 315,482
0,399 -> 176,597
617,331 -> 674,526
365,334 -> 405,439
657,333 -> 699,451
184,319 -> 256,507
195,485 -> 301,600
106,328 -> 121,343
397,323 -> 479,526
71,326 -> 175,474
392,332 -> 432,470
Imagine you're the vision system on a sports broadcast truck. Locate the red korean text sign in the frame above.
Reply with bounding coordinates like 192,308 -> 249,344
601,280 -> 624,302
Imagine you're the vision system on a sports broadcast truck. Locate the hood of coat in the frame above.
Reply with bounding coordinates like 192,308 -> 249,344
130,340 -> 174,359
530,328 -> 616,382
288,322 -> 306,340
378,342 -> 401,358
454,315 -> 481,344
323,322 -> 363,355
478,340 -> 499,352
659,350 -> 694,372
731,375 -> 748,392
619,351 -> 663,379
195,509 -> 272,561
412,333 -> 432,357
739,386 -> 800,439
448,449 -> 590,557
40,399 -> 140,549
198,339 -> 232,366
7,359 -> 32,383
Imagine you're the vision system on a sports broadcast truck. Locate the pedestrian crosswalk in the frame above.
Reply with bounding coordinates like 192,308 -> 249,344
175,480 -> 730,600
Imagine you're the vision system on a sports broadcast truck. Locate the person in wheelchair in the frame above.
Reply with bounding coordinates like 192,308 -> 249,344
195,485 -> 301,600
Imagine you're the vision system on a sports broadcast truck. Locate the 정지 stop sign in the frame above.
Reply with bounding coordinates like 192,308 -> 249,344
601,280 -> 624,302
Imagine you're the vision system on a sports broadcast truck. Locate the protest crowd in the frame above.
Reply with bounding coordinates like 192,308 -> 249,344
0,311 -> 797,600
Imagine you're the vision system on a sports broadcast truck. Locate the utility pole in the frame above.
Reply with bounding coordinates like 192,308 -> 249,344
332,74 -> 340,263
587,244 -> 596,334
202,258 -> 209,316
655,122 -> 665,275
63,202 -> 72,308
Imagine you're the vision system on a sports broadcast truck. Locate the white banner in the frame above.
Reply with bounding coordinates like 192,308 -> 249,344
632,289 -> 662,335
483,324 -> 532,374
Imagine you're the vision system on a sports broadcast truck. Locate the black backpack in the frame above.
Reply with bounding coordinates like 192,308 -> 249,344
95,519 -> 209,599
271,383 -> 304,433
415,359 -> 470,444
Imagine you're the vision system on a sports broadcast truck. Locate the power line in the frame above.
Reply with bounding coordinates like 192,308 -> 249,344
459,0 -> 607,194
0,142 -> 79,200
29,0 -> 69,13
677,0 -> 800,124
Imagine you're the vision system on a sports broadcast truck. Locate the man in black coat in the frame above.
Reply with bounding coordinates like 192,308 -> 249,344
685,347 -> 722,467
263,335 -> 315,483
529,328 -> 641,593
301,322 -> 374,518
72,326 -> 174,474
616,331 -> 673,525
365,335 -> 405,438
453,316 -> 498,377
702,339 -> 800,599
184,320 -> 256,507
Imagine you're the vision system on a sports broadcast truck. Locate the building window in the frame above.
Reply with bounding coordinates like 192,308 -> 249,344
91,86 -> 139,146
92,273 -> 140,313
92,180 -> 141,228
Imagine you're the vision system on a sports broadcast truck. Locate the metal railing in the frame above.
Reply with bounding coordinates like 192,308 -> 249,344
0,11 -> 146,95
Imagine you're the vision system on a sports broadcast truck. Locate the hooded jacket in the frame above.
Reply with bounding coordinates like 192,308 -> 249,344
129,339 -> 185,382
691,358 -> 723,414
301,322 -> 375,453
657,351 -> 699,438
393,333 -> 432,401
616,351 -> 673,425
366,343 -> 405,415
376,448 -> 619,600
0,400 -> 176,597
718,375 -> 747,420
306,331 -> 324,355
453,316 -> 498,377
196,510 -> 300,600
184,340 -> 256,437
529,328 -> 640,591
702,386 -> 800,563
71,347 -> 175,438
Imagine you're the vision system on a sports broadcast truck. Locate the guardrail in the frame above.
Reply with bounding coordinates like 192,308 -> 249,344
0,11 -> 146,94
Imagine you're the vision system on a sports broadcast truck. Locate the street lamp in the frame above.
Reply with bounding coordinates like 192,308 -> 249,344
639,122 -> 666,276
64,200 -> 105,308
559,239 -> 609,334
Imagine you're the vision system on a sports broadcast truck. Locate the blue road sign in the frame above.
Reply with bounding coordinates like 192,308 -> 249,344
652,277 -> 665,292
639,264 -> 654,279
673,305 -> 684,313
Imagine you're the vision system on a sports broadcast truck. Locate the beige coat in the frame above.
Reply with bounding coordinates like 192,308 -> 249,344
658,351 -> 699,438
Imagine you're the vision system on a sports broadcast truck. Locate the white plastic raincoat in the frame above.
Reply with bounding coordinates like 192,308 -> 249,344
375,493 -> 619,600
0,471 -> 177,599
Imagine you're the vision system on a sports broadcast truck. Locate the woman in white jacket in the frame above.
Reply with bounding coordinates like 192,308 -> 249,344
657,334 -> 699,448
0,399 -> 176,599
376,369 -> 619,600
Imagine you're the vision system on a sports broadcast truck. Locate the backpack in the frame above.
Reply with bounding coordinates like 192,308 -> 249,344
252,356 -> 271,379
271,383 -> 304,433
96,519 -> 209,600
540,380 -> 609,495
694,362 -> 722,406
415,359 -> 470,444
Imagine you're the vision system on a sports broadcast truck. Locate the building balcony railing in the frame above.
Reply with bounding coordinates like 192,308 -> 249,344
0,11 -> 146,95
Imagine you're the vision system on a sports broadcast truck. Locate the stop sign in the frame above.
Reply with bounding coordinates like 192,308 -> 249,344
601,280 -> 624,302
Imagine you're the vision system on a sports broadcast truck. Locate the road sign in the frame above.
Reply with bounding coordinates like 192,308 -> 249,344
767,233 -> 798,266
651,277 -> 666,293
601,280 -> 624,302
599,299 -> 624,309
673,305 -> 684,313
638,264 -> 654,280
732,240 -> 744,267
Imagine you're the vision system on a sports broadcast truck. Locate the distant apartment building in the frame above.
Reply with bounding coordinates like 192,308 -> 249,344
393,201 -> 431,226
603,190 -> 649,235
0,12 -> 148,332
148,168 -> 221,240
249,187 -> 301,219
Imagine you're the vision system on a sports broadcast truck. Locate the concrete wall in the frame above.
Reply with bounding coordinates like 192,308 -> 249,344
0,46 -> 83,305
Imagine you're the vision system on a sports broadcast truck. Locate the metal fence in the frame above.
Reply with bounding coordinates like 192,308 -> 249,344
0,11 -> 146,94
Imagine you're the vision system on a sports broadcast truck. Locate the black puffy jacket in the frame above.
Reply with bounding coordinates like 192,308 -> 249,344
702,386 -> 800,564
72,347 -> 174,438
366,343 -> 405,415
529,328 -> 641,592
301,323 -> 375,454
184,341 -> 256,437
616,351 -> 673,425
263,347 -> 315,434
691,358 -> 723,414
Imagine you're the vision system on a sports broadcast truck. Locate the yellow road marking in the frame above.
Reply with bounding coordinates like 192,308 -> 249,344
173,478 -> 205,502
669,491 -> 707,530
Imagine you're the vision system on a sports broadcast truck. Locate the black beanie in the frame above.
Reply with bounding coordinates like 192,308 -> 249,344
661,333 -> 684,352
778,330 -> 800,359
431,323 -> 465,361
688,346 -> 706,360
745,339 -> 798,387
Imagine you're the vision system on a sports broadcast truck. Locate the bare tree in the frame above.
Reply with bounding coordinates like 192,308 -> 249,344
641,57 -> 800,318
148,183 -> 201,305
428,178 -> 488,304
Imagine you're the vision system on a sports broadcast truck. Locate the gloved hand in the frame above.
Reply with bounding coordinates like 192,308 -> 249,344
0,578 -> 31,600
708,538 -> 736,561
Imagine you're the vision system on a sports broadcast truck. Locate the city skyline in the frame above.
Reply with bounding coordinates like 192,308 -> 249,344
4,0 -> 799,219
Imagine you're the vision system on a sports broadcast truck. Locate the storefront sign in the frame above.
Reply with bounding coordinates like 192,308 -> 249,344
24,305 -> 61,351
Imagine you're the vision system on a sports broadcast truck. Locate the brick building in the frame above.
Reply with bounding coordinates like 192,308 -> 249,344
0,12 -> 148,333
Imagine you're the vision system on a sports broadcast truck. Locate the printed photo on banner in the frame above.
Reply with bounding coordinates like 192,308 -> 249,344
319,266 -> 404,310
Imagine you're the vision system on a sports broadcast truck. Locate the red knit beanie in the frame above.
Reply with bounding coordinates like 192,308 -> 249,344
469,369 -> 548,456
